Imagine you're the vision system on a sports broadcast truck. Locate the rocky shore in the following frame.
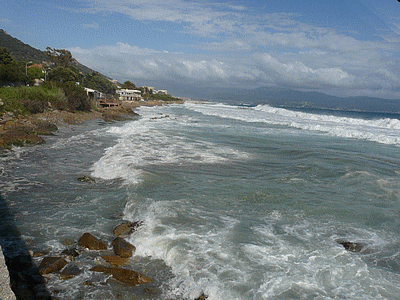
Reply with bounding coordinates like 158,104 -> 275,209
0,100 -> 183,150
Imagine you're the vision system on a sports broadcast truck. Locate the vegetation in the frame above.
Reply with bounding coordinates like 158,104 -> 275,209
83,72 -> 116,96
0,30 -> 180,120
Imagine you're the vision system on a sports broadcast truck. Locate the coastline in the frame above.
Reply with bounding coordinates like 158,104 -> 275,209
0,99 -> 184,299
0,100 -> 183,150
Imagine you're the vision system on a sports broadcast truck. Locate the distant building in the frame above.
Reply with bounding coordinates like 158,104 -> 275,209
85,88 -> 104,100
116,89 -> 142,101
154,89 -> 168,95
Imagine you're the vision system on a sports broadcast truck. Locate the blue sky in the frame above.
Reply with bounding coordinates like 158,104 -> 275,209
1,0 -> 400,98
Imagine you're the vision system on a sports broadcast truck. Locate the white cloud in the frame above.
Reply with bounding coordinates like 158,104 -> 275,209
66,1 -> 400,98
254,53 -> 353,87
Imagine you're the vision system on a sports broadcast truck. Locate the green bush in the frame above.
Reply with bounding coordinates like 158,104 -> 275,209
61,82 -> 91,111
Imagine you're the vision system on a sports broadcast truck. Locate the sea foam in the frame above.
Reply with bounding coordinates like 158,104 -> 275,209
184,102 -> 400,146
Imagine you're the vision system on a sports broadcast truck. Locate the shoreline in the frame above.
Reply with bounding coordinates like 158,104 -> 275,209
0,100 -> 183,150
0,99 -> 184,299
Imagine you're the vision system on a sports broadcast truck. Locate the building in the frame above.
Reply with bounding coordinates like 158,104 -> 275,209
116,89 -> 142,101
154,89 -> 168,95
84,88 -> 104,100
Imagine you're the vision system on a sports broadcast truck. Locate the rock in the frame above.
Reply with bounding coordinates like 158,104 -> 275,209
77,176 -> 96,183
78,233 -> 107,251
32,250 -> 51,257
59,265 -> 82,280
61,247 -> 80,260
111,237 -> 135,258
34,121 -> 58,135
0,131 -> 44,149
113,221 -> 143,237
101,255 -> 129,267
62,239 -> 74,246
337,240 -> 365,252
38,257 -> 68,275
90,266 -> 152,286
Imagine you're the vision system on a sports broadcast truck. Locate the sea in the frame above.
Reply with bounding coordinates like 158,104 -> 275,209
1,100 -> 400,299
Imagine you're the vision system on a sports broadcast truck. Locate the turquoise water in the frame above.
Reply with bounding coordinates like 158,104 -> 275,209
1,101 -> 400,299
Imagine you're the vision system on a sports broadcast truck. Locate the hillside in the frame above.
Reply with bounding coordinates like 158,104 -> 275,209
0,29 -> 47,62
0,29 -> 94,75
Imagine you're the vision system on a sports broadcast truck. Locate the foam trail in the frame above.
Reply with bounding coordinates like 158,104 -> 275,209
185,102 -> 400,146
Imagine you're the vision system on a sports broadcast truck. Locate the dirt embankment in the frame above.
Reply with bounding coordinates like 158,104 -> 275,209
0,100 -> 183,150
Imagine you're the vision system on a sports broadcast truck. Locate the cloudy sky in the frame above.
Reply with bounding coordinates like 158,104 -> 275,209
2,0 -> 400,98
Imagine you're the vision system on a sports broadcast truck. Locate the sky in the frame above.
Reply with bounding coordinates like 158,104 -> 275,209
1,0 -> 400,99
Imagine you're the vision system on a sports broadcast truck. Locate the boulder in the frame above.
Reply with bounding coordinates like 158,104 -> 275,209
90,266 -> 152,286
337,241 -> 365,252
101,255 -> 129,267
59,265 -> 82,280
38,257 -> 67,275
111,237 -> 135,258
61,247 -> 80,260
112,221 -> 143,237
77,176 -> 95,183
78,233 -> 107,250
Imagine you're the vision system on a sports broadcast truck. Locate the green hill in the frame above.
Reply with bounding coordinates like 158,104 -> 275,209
0,29 -> 47,62
0,29 -> 94,75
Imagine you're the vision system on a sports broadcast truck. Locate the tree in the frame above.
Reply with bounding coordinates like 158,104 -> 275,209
0,48 -> 14,65
46,47 -> 75,68
47,66 -> 78,83
121,80 -> 136,89
84,72 -> 116,95
27,66 -> 43,80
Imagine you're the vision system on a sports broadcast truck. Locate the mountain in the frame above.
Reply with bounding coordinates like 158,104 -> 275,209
169,84 -> 400,114
0,29 -> 94,75
0,29 -> 47,62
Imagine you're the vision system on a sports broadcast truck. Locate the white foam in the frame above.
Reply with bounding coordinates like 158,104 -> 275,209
184,102 -> 400,146
124,198 -> 400,299
90,106 -> 250,184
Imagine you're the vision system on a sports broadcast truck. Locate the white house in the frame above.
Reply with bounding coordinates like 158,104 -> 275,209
116,89 -> 142,101
84,88 -> 104,99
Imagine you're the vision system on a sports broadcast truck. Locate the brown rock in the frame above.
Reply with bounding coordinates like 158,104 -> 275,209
78,233 -> 107,250
101,255 -> 129,267
32,250 -> 50,257
59,265 -> 82,280
111,237 -> 135,258
113,221 -> 143,237
90,266 -> 152,286
38,257 -> 67,275
113,222 -> 133,237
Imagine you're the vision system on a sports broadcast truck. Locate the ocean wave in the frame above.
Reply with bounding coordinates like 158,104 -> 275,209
184,102 -> 400,146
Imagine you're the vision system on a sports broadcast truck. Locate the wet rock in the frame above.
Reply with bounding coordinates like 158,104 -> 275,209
61,247 -> 80,260
78,233 -> 107,251
90,266 -> 152,286
101,255 -> 129,267
32,250 -> 51,257
0,131 -> 44,149
111,237 -> 135,258
34,120 -> 58,135
113,221 -> 143,237
62,239 -> 74,246
38,257 -> 67,275
337,240 -> 365,252
77,176 -> 96,183
59,265 -> 82,280
195,294 -> 208,300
